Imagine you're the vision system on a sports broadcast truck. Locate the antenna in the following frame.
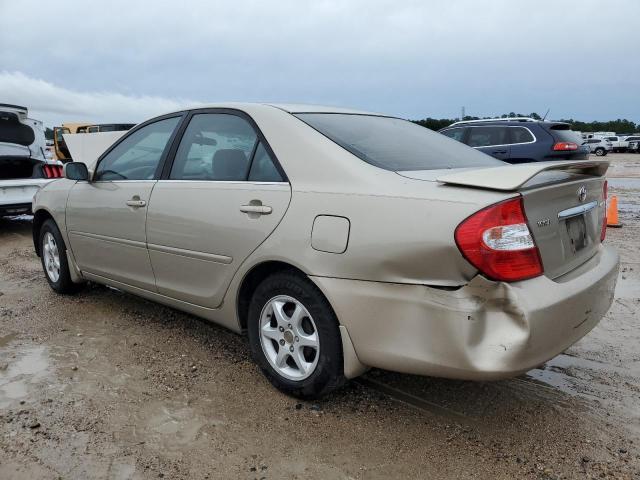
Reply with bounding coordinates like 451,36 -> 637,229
542,108 -> 550,121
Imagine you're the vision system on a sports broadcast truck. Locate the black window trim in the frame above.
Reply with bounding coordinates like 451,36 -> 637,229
159,108 -> 288,184
91,112 -> 187,182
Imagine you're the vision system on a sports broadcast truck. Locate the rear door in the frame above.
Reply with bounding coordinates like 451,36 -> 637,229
66,115 -> 182,290
146,110 -> 291,308
466,126 -> 511,161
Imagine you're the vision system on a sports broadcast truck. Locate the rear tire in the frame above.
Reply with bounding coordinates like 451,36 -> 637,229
247,271 -> 345,399
39,219 -> 84,294
595,147 -> 606,156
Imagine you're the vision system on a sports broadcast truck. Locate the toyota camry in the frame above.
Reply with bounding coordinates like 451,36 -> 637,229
32,104 -> 619,398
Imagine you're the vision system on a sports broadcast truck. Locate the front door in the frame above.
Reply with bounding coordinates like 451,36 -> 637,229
66,116 -> 182,290
146,111 -> 291,308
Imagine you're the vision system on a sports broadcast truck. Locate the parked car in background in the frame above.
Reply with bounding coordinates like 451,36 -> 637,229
627,140 -> 639,153
585,138 -> 613,156
0,103 -> 62,217
32,104 -> 618,399
439,118 -> 589,164
603,136 -> 628,152
622,135 -> 640,151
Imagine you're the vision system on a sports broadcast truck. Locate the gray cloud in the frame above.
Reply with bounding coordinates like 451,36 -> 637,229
1,0 -> 639,127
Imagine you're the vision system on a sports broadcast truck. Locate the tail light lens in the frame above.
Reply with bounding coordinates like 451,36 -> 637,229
553,142 -> 578,151
42,164 -> 63,178
601,180 -> 608,242
455,196 -> 543,282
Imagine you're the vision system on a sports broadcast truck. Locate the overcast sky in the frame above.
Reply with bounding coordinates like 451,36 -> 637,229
1,0 -> 639,127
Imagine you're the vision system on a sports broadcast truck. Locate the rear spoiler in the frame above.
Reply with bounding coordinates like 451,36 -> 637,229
436,160 -> 609,192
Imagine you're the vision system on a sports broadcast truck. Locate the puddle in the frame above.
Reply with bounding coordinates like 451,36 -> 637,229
526,351 -> 638,396
112,400 -> 225,454
0,333 -> 18,348
0,335 -> 52,408
146,404 -> 213,444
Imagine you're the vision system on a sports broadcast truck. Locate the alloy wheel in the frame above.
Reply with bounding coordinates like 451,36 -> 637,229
43,232 -> 61,282
259,295 -> 320,381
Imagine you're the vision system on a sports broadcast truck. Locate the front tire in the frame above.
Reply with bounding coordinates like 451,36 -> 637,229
595,147 -> 606,156
247,271 -> 345,399
39,219 -> 84,294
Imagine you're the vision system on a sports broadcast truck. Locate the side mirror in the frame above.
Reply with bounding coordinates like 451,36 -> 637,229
64,162 -> 89,181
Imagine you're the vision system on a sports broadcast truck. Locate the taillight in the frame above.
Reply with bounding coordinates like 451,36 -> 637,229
601,180 -> 608,242
42,164 -> 63,178
553,142 -> 578,151
454,196 -> 543,282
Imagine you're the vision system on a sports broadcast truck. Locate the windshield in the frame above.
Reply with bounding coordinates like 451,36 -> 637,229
295,113 -> 504,171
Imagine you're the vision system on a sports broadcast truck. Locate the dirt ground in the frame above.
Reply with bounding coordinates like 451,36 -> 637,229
1,154 -> 639,480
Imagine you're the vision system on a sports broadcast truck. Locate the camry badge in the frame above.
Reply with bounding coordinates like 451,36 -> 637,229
537,218 -> 551,227
577,186 -> 587,203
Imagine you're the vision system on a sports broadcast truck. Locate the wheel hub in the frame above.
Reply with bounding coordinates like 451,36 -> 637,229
283,330 -> 294,344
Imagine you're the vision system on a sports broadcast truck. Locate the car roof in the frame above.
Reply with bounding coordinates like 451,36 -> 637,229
445,118 -> 570,128
157,102 -> 387,118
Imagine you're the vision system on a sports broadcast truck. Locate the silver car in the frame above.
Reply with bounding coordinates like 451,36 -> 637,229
584,138 -> 613,156
32,104 -> 619,398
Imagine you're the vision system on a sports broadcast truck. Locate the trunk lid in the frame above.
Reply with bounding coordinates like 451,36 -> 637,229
0,110 -> 35,147
432,160 -> 609,280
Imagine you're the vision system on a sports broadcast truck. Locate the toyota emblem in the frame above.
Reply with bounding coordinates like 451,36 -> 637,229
577,185 -> 587,202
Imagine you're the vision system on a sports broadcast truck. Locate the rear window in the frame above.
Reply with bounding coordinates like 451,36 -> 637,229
295,114 -> 503,171
546,124 -> 583,144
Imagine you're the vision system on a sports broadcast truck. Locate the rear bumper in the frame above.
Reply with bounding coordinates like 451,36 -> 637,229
0,178 -> 53,214
0,202 -> 33,216
312,245 -> 619,380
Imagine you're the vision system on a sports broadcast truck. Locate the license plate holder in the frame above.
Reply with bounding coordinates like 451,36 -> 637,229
565,215 -> 587,253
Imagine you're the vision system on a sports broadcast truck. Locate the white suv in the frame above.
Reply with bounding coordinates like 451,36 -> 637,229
584,138 -> 612,156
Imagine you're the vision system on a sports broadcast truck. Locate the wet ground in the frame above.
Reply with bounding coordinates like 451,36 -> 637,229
1,153 -> 639,479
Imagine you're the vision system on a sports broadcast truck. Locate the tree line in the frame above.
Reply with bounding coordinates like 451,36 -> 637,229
413,113 -> 639,134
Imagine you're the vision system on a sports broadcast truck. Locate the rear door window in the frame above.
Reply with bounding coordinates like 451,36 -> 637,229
170,114 -> 258,181
509,127 -> 535,144
467,126 -> 509,147
248,142 -> 283,182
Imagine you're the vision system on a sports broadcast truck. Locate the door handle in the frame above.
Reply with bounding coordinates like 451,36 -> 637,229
126,199 -> 147,208
492,150 -> 507,154
240,204 -> 272,215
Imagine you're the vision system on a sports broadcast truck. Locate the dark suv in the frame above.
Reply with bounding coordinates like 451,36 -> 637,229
439,118 -> 590,164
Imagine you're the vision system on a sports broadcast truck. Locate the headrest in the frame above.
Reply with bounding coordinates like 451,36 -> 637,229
212,149 -> 249,180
